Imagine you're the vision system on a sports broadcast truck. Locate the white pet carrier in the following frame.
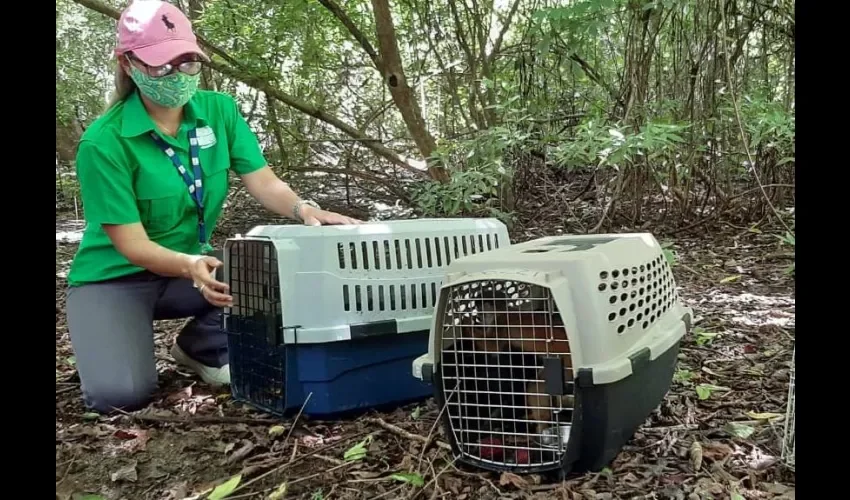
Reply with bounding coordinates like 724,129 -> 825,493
222,218 -> 511,417
413,233 -> 693,475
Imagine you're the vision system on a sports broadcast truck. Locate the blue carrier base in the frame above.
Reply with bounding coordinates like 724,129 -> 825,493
425,340 -> 680,477
227,322 -> 433,418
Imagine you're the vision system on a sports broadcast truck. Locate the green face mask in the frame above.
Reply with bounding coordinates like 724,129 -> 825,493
129,66 -> 200,109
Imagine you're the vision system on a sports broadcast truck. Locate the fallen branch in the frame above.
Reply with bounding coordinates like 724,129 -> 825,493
56,385 -> 79,396
363,417 -> 452,451
641,424 -> 700,434
128,412 -> 281,426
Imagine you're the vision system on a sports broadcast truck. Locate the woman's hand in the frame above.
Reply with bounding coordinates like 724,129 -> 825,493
188,255 -> 233,307
301,207 -> 362,226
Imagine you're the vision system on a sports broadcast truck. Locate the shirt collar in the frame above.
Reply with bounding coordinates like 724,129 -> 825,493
120,90 -> 208,138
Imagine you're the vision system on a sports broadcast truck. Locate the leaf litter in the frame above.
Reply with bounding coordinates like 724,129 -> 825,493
56,208 -> 795,499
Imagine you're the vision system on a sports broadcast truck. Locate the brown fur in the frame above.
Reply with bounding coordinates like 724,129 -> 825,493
473,304 -> 574,434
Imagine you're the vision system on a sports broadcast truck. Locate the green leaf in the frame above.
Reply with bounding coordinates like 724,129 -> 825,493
695,384 -> 727,400
724,422 -> 755,439
75,495 -> 107,500
662,248 -> 676,266
208,474 -> 242,500
720,275 -> 741,284
82,412 -> 100,421
344,436 -> 373,461
267,481 -> 288,500
731,492 -> 745,500
390,472 -> 425,487
694,331 -> 719,346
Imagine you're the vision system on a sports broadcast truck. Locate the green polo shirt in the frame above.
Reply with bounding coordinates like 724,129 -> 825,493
66,89 -> 267,287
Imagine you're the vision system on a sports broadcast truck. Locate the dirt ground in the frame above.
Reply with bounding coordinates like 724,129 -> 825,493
56,192 -> 796,500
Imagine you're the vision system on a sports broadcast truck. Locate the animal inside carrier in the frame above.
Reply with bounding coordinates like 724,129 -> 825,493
222,218 -> 510,417
413,233 -> 693,475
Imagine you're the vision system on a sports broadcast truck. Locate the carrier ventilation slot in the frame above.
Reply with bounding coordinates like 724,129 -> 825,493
337,233 -> 502,270
439,279 -> 575,469
343,281 -> 440,312
599,254 -> 679,335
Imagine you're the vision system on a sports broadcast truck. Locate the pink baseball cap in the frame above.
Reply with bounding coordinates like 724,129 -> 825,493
115,0 -> 209,67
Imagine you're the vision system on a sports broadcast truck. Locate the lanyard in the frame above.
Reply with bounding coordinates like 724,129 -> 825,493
149,128 -> 211,252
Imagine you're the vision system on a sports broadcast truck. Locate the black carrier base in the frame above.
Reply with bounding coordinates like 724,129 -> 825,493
429,341 -> 680,476
573,342 -> 680,472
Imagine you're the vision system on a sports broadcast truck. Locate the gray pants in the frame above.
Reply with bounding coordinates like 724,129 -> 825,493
66,270 -> 228,413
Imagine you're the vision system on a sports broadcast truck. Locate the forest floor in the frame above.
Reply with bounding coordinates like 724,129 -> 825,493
56,190 -> 796,500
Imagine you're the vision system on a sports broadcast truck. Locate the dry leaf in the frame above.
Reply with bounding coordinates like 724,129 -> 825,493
113,428 -> 150,453
162,482 -> 189,500
693,477 -> 724,496
689,440 -> 703,471
222,440 -> 255,465
110,461 -> 138,483
166,385 -> 193,403
746,448 -> 777,470
55,477 -> 81,500
398,454 -> 414,471
702,442 -> 734,461
745,411 -> 783,421
442,476 -> 462,494
349,471 -> 382,479
764,483 -> 793,495
299,435 -> 323,448
499,471 -> 529,489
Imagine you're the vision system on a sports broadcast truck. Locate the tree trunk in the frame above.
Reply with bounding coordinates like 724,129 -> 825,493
369,0 -> 450,183
70,0 -> 428,178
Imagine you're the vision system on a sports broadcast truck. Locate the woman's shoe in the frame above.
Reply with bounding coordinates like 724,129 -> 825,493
170,343 -> 231,386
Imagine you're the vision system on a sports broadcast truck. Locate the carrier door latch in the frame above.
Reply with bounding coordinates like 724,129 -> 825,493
542,356 -> 568,396
422,363 -> 434,383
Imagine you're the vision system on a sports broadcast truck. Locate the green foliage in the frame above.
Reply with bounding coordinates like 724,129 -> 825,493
56,0 -> 119,127
390,472 -> 425,486
344,435 -> 373,461
549,116 -> 688,173
695,383 -> 727,400
56,0 -> 794,225
532,0 -> 622,56
775,224 -> 795,275
718,93 -> 796,175
412,125 -> 526,223
673,368 -> 694,384
208,474 -> 242,499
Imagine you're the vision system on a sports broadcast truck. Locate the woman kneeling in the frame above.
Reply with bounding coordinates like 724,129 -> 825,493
66,0 -> 359,413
